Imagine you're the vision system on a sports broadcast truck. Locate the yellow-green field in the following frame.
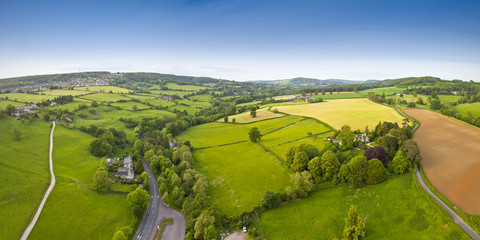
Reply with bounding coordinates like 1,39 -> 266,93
38,89 -> 90,96
75,86 -> 132,93
79,93 -> 131,102
0,100 -> 25,109
220,108 -> 283,123
0,93 -> 56,103
275,98 -> 405,130
165,82 -> 208,91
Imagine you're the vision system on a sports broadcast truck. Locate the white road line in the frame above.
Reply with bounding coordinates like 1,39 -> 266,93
20,121 -> 56,240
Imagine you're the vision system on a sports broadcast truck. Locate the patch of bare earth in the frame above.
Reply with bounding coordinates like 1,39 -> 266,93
224,231 -> 248,240
405,109 -> 480,214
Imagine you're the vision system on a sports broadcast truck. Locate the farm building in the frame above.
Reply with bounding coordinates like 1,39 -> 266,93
115,155 -> 134,179
355,133 -> 370,143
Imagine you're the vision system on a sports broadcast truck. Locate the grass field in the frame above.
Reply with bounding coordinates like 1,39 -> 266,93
267,135 -> 329,160
110,101 -> 151,110
80,92 -> 131,102
260,119 -> 331,148
236,101 -> 262,107
193,142 -> 290,216
0,119 -> 50,240
39,89 -> 90,96
49,98 -> 91,112
359,87 -> 405,96
165,82 -> 208,91
189,94 -> 213,102
260,174 -> 469,240
0,100 -> 25,109
454,102 -> 480,118
143,98 -> 176,107
149,89 -> 192,97
176,99 -> 212,108
124,93 -> 157,100
28,126 -> 132,240
75,86 -> 132,93
399,94 -> 461,109
313,93 -> 364,99
275,98 -> 406,130
405,109 -> 480,214
221,108 -> 283,123
0,93 -> 56,103
178,115 -> 304,148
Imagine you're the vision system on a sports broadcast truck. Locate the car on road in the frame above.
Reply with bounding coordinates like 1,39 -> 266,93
243,226 -> 247,233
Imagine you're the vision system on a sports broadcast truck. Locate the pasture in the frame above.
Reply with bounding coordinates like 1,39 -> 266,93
274,98 -> 405,130
165,82 -> 208,91
221,108 -> 283,123
0,93 -> 55,103
454,102 -> 480,118
39,89 -> 90,96
193,142 -> 290,216
75,86 -> 132,93
312,93 -> 363,99
0,100 -> 25,109
405,109 -> 480,214
260,119 -> 331,148
143,98 -> 176,108
110,101 -> 151,110
28,126 -> 132,240
359,87 -> 405,96
80,93 -> 131,102
189,94 -> 213,102
49,98 -> 91,112
260,174 -> 469,240
124,93 -> 158,100
0,119 -> 50,240
149,89 -> 192,97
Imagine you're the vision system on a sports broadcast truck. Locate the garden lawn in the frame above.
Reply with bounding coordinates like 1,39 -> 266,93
28,126 -> 132,240
177,115 -> 304,148
80,92 -> 131,102
221,108 -> 284,123
194,142 -> 290,216
0,118 -> 50,240
275,98 -> 405,130
260,174 -> 470,240
75,86 -> 131,93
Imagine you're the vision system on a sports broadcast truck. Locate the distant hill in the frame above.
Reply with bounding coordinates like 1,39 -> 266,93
251,77 -> 378,88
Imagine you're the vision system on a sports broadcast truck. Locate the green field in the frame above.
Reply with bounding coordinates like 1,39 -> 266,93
0,100 -> 25,109
236,100 -> 263,107
275,98 -> 406,130
80,93 -> 131,102
75,86 -> 132,93
0,119 -> 50,240
189,94 -> 213,102
149,89 -> 192,97
110,101 -> 151,110
28,126 -> 132,240
313,93 -> 364,99
124,93 -> 158,100
454,102 -> 480,118
260,119 -> 331,148
359,87 -> 406,96
194,142 -> 290,216
143,98 -> 176,107
0,93 -> 56,103
39,89 -> 90,96
178,115 -> 304,148
267,135 -> 329,160
222,108 -> 283,123
176,99 -> 212,108
49,98 -> 91,112
260,174 -> 469,240
165,82 -> 208,91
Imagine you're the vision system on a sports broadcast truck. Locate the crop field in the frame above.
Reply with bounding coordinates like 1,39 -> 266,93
0,93 -> 56,103
275,98 -> 405,130
454,102 -> 480,118
165,82 -> 208,91
28,126 -> 132,240
0,119 -> 50,240
110,101 -> 151,110
79,93 -> 131,102
75,86 -> 132,93
404,109 -> 480,214
260,174 -> 469,240
0,100 -> 25,109
221,108 -> 283,123
193,142 -> 290,216
359,87 -> 405,96
38,89 -> 90,96
177,115 -> 304,148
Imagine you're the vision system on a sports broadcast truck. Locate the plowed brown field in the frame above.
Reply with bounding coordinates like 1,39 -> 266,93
405,109 -> 480,214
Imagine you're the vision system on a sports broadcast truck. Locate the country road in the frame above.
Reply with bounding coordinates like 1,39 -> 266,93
133,153 -> 186,240
415,169 -> 480,240
20,121 -> 56,240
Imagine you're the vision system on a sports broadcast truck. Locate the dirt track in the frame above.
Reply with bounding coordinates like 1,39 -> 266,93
405,109 -> 480,214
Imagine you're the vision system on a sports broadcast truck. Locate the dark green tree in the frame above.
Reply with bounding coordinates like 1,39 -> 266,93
248,127 -> 261,142
92,168 -> 110,192
366,159 -> 386,185
292,148 -> 308,172
308,156 -> 322,182
400,140 -> 422,166
261,191 -> 277,209
321,151 -> 340,181
389,150 -> 410,174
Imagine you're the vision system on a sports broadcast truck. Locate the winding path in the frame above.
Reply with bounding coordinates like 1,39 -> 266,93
415,169 -> 480,240
20,121 -> 56,240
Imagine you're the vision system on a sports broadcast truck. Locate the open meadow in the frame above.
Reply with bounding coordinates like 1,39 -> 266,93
110,101 -> 151,110
0,119 -> 50,240
75,86 -> 132,93
39,89 -> 90,96
0,100 -> 25,109
165,82 -> 208,91
49,98 -> 91,112
359,87 -> 405,96
274,98 -> 405,130
454,102 -> 480,118
28,126 -> 132,240
79,92 -> 131,102
404,109 -> 480,214
221,108 -> 283,123
193,142 -> 290,216
0,93 -> 56,103
260,174 -> 469,240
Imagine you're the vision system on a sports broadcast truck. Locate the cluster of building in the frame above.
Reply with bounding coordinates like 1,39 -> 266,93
106,155 -> 134,180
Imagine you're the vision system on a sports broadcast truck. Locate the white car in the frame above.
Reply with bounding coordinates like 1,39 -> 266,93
243,226 -> 247,233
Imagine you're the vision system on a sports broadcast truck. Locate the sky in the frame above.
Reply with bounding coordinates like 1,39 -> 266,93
1,0 -> 480,81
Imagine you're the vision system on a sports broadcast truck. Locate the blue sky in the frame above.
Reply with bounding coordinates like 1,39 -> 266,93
1,0 -> 479,81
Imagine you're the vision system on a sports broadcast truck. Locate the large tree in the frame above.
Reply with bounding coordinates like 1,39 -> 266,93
321,151 -> 340,181
343,205 -> 366,240
389,150 -> 410,174
92,168 -> 110,192
348,156 -> 368,188
292,148 -> 309,172
366,159 -> 386,185
308,156 -> 322,182
127,187 -> 150,210
337,125 -> 355,149
400,140 -> 422,166
194,211 -> 215,239
363,146 -> 387,167
248,127 -> 261,142
261,191 -> 277,209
